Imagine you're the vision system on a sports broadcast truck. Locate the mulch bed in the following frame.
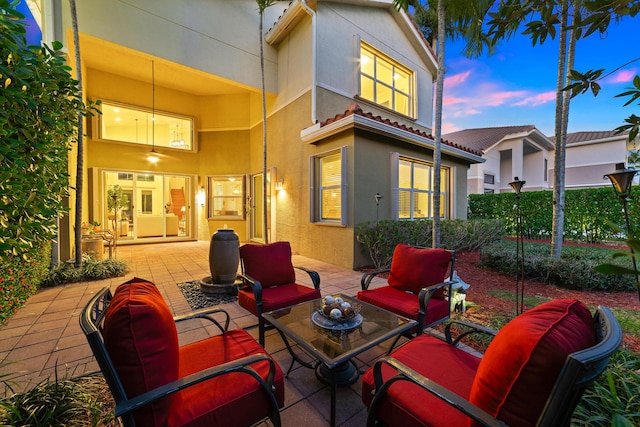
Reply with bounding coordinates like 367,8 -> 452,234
453,250 -> 640,354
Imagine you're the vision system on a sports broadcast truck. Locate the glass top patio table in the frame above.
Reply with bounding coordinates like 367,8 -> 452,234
262,294 -> 417,369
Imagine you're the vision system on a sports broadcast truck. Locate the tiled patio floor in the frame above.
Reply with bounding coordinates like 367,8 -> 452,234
0,241 -> 400,426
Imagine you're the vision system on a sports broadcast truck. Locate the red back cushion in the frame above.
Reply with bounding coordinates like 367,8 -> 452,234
103,278 -> 179,426
387,244 -> 451,296
469,299 -> 596,427
240,242 -> 295,287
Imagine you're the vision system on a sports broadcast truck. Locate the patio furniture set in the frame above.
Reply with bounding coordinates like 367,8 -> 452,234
81,242 -> 622,426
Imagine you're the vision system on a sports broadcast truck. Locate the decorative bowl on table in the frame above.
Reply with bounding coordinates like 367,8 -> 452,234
311,295 -> 363,330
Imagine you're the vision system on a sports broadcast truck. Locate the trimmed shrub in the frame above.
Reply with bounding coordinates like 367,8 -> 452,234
40,256 -> 127,288
356,219 -> 504,268
468,188 -> 639,243
479,240 -> 635,292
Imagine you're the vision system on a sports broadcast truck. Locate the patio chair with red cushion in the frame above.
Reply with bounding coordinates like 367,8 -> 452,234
239,241 -> 321,346
80,277 -> 285,427
362,299 -> 622,427
357,244 -> 455,336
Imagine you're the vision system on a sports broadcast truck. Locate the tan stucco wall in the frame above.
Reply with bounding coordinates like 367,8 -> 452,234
315,2 -> 434,130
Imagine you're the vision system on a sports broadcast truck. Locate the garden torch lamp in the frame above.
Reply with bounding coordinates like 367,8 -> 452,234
604,163 -> 639,288
375,193 -> 382,225
509,177 -> 526,315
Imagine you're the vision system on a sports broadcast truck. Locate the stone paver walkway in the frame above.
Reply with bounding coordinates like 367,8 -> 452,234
0,241 -> 395,426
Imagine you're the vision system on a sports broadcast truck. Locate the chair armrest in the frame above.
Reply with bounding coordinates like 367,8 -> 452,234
294,266 -> 321,290
173,306 -> 231,334
115,352 -> 279,419
444,320 -> 497,346
239,273 -> 263,303
417,280 -> 455,308
368,357 -> 507,427
360,269 -> 391,290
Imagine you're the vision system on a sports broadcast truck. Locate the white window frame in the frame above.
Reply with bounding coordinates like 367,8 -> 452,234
310,147 -> 348,226
206,175 -> 246,220
359,42 -> 415,118
390,152 -> 450,220
95,100 -> 196,152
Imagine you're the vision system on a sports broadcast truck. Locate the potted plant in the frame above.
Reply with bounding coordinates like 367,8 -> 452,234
92,221 -> 101,231
107,185 -> 130,235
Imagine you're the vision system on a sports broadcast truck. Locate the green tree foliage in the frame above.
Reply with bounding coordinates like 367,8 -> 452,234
0,0 -> 86,260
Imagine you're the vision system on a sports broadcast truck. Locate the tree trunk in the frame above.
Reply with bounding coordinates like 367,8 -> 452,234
550,0 -> 570,259
432,0 -> 445,248
70,0 -> 84,267
259,10 -> 269,244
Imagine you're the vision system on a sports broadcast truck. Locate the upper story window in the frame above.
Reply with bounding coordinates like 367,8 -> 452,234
97,101 -> 195,151
207,175 -> 245,219
392,154 -> 450,220
360,42 -> 414,117
310,147 -> 347,226
484,174 -> 495,185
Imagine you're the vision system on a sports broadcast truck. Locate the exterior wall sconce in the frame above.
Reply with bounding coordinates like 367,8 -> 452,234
197,187 -> 206,206
275,179 -> 284,191
509,177 -> 526,315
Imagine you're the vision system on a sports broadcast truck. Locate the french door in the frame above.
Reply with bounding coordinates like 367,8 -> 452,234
102,170 -> 192,241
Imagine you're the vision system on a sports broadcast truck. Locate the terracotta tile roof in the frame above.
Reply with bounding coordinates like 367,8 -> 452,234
551,130 -> 629,145
320,103 -> 483,157
442,125 -> 537,152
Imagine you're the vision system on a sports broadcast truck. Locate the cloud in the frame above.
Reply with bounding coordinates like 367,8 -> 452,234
441,122 -> 460,134
444,70 -> 472,89
604,68 -> 637,84
511,91 -> 556,107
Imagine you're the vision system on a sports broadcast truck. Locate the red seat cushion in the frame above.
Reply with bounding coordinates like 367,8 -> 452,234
362,334 -> 481,427
238,283 -> 321,315
103,278 -> 179,426
469,299 -> 596,427
104,278 -> 285,427
170,329 -> 285,427
240,242 -> 296,287
357,286 -> 450,326
387,244 -> 452,297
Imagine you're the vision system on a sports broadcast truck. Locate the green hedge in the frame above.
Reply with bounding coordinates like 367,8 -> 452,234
468,187 -> 639,242
356,219 -> 504,268
0,245 -> 50,325
479,240 -> 636,292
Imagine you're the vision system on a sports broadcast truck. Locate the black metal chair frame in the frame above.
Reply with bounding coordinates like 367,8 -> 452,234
366,306 -> 623,427
80,287 -> 282,427
239,265 -> 320,346
360,248 -> 457,337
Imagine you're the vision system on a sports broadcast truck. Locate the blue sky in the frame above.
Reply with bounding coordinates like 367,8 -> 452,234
442,17 -> 638,136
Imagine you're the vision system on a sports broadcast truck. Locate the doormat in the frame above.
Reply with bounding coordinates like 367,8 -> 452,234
177,280 -> 237,311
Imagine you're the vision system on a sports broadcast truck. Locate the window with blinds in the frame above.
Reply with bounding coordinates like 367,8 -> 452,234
394,155 -> 450,220
310,147 -> 347,225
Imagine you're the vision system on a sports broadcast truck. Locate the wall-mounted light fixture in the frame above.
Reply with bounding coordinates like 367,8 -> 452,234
275,179 -> 284,191
197,186 -> 206,206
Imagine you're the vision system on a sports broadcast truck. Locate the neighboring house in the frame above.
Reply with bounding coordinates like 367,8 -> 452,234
443,126 -> 553,194
44,0 -> 483,269
551,131 -> 634,189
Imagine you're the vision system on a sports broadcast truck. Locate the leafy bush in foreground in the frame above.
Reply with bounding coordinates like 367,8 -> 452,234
572,349 -> 640,426
480,240 -> 635,292
40,256 -> 127,288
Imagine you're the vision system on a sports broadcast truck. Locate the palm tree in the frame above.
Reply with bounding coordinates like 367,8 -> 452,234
70,0 -> 84,267
393,0 -> 491,247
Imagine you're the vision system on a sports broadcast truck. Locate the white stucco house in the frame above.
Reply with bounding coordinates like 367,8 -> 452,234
445,127 -> 637,195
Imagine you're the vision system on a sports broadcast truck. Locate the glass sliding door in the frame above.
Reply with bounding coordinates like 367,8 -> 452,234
102,170 -> 192,242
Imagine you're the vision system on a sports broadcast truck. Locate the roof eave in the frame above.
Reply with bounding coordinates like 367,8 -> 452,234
301,114 -> 485,163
